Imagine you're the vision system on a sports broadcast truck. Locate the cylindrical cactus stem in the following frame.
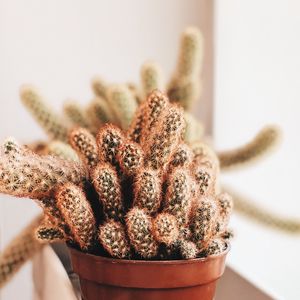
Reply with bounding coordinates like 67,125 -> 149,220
96,124 -> 125,167
127,101 -> 147,144
0,139 -> 87,199
193,164 -> 216,196
199,238 -> 228,257
184,112 -> 204,143
167,78 -> 201,111
86,97 -> 115,130
117,140 -> 143,176
63,100 -> 91,129
175,26 -> 204,79
47,141 -> 79,162
91,76 -> 108,99
140,62 -> 164,98
1,137 -> 23,158
133,169 -> 161,214
56,183 -> 96,250
215,192 -> 233,235
126,208 -> 158,258
192,141 -> 220,172
164,168 -> 193,233
190,197 -> 218,247
107,84 -> 137,129
178,239 -> 198,259
144,104 -> 185,171
152,213 -> 179,246
35,224 -> 65,243
0,215 -> 44,289
69,127 -> 99,169
168,143 -> 193,169
126,82 -> 142,104
140,90 -> 169,146
92,163 -> 124,221
20,85 -> 69,141
218,125 -> 282,171
98,220 -> 131,259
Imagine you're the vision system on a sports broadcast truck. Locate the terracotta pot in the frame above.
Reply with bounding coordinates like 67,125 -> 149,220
69,247 -> 229,300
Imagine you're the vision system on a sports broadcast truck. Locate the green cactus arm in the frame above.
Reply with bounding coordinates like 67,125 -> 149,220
63,100 -> 91,129
218,125 -> 282,171
20,85 -> 69,141
91,76 -> 108,99
98,220 -> 131,258
140,62 -> 164,98
47,141 -> 79,162
127,101 -> 147,144
126,208 -> 158,258
152,213 -> 179,246
167,27 -> 203,110
183,112 -> 204,143
69,127 -> 99,169
0,215 -> 44,289
107,84 -> 138,129
167,77 -> 201,111
223,185 -> 300,233
0,138 -> 87,199
86,97 -> 116,131
92,163 -> 124,221
133,169 -> 161,214
56,183 -> 96,250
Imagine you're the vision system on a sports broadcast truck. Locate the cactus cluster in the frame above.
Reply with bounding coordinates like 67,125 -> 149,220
0,90 -> 233,261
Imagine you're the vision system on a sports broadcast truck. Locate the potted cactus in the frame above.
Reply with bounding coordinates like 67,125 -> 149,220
0,89 -> 233,300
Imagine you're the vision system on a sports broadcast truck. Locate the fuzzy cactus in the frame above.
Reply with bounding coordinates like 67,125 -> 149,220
191,197 -> 218,247
91,76 -> 108,99
117,140 -> 143,176
107,84 -> 137,129
36,224 -> 65,242
168,143 -> 193,169
184,112 -> 204,143
98,220 -> 131,258
133,169 -> 161,214
86,97 -> 115,130
140,89 -> 168,146
126,208 -> 158,258
0,139 -> 87,199
56,183 -> 96,250
199,238 -> 228,257
164,168 -> 193,233
96,124 -> 125,166
144,104 -> 185,171
92,163 -> 124,221
0,215 -> 44,288
63,100 -> 91,129
194,164 -> 216,196
69,127 -> 99,169
218,125 -> 281,170
179,240 -> 198,259
140,62 -> 164,98
47,141 -> 79,162
127,101 -> 147,143
20,86 -> 69,141
152,213 -> 179,246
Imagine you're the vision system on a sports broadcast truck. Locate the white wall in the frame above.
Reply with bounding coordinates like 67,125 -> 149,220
0,1 -> 203,299
215,1 -> 300,299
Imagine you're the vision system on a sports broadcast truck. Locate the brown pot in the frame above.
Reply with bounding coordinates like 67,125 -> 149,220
69,247 -> 229,300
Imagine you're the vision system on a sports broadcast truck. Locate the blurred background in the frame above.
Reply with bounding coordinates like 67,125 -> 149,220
0,0 -> 299,299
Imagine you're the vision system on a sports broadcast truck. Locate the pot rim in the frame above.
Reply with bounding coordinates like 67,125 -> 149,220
69,243 -> 230,265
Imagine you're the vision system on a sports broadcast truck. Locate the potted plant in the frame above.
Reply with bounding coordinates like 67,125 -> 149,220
0,89 -> 233,300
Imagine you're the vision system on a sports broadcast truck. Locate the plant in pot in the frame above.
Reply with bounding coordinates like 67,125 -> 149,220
0,89 -> 233,300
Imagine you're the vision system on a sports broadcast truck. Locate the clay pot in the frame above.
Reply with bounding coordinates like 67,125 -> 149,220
69,247 -> 229,300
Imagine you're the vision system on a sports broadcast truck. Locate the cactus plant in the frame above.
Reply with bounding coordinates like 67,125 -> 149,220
0,91 -> 233,264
